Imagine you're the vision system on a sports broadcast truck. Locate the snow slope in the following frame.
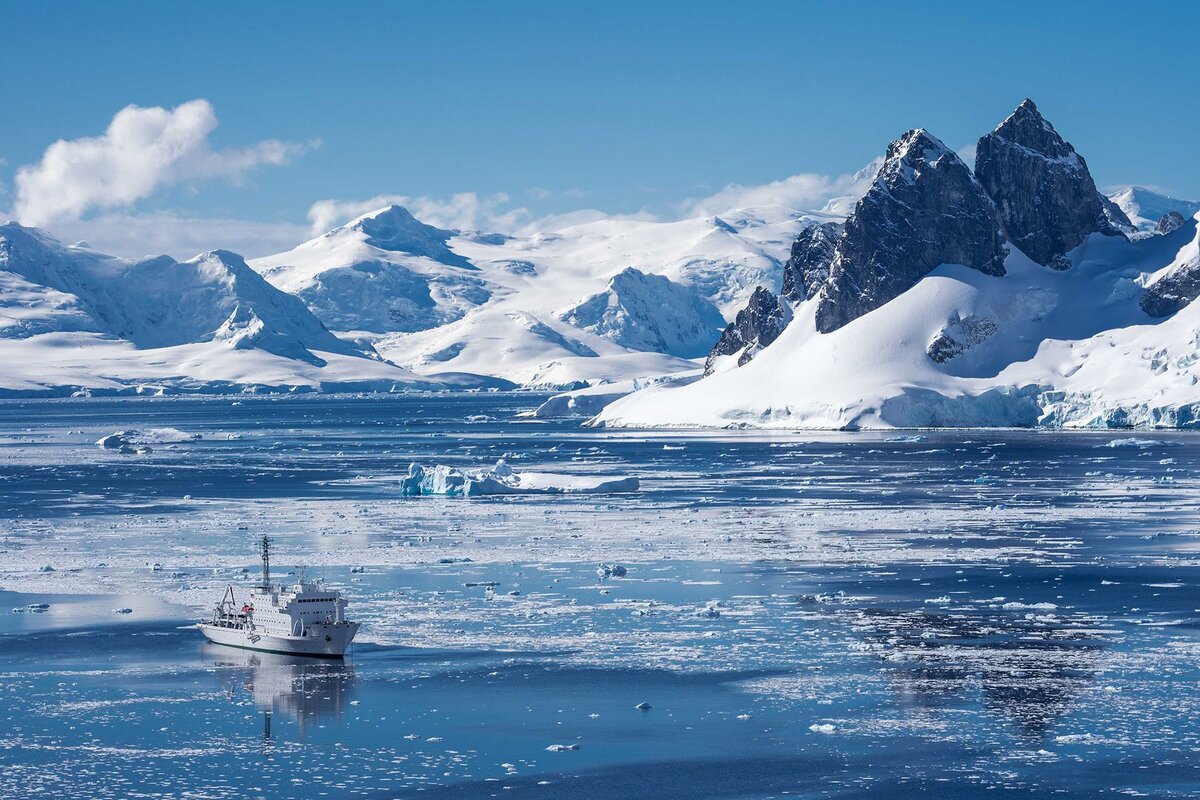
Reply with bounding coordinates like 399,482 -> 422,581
0,222 -> 436,395
594,219 -> 1200,430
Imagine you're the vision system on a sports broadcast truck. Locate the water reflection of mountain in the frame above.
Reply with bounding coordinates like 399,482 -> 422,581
858,607 -> 1101,738
204,643 -> 357,734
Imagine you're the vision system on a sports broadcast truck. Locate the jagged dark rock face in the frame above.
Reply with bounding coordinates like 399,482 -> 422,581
780,222 -> 841,302
927,314 -> 999,363
975,99 -> 1130,269
703,286 -> 790,375
1156,211 -> 1187,235
1141,256 -> 1200,317
814,129 -> 1007,334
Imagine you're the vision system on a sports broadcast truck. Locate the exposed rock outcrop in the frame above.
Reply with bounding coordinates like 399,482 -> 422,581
1141,256 -> 1200,317
975,99 -> 1130,269
1156,211 -> 1187,236
815,129 -> 1007,333
703,286 -> 791,375
780,222 -> 841,301
927,314 -> 999,364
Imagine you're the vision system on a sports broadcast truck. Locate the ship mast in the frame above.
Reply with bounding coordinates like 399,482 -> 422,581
260,534 -> 271,591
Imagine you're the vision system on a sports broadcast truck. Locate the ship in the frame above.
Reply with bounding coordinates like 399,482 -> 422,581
198,535 -> 361,658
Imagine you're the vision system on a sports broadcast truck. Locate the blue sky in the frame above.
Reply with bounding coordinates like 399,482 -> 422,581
2,1 -> 1197,256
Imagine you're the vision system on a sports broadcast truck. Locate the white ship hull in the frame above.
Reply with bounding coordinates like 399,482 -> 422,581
199,621 -> 360,659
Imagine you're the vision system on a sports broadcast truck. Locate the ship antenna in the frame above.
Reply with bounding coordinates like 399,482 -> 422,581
260,534 -> 271,591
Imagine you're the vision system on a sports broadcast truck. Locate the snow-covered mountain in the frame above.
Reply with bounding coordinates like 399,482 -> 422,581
0,222 -> 435,395
252,205 -> 491,334
594,100 -> 1200,430
0,199 -> 836,395
558,267 -> 726,358
1108,186 -> 1200,233
248,203 -> 837,388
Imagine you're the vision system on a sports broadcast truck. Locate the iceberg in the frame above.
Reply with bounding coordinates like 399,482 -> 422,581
400,459 -> 639,497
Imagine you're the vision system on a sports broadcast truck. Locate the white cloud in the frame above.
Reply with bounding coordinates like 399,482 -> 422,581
678,160 -> 881,219
956,143 -> 978,167
526,186 -> 590,200
14,99 -> 313,227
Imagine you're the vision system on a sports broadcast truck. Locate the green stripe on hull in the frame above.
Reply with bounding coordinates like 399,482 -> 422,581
203,638 -> 346,660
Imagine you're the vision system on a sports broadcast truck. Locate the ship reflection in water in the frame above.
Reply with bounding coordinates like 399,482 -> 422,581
203,643 -> 357,742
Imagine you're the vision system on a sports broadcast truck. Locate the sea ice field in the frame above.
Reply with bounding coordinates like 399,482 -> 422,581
2,394 -> 1200,799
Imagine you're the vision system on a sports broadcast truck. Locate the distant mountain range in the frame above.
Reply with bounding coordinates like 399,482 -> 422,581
1,99 -> 1198,428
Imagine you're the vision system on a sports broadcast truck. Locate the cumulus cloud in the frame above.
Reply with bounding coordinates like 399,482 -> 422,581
14,99 -> 313,227
678,159 -> 882,219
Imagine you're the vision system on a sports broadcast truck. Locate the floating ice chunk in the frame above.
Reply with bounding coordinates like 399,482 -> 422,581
545,744 -> 579,752
27,603 -> 50,612
596,563 -> 627,578
696,600 -> 722,618
96,433 -> 132,450
401,459 -> 639,496
635,702 -> 652,711
736,714 -> 753,720
809,723 -> 836,734
886,435 -> 927,443
140,428 -> 201,443
96,428 -> 198,451
401,463 -> 468,496
1103,438 -> 1179,448
1055,733 -> 1103,744
1001,601 -> 1058,610
924,595 -> 952,605
112,607 -> 133,614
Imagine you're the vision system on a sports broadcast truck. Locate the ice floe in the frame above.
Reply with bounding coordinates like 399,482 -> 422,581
401,459 -> 639,496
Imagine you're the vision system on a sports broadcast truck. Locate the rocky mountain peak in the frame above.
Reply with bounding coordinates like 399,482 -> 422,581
813,128 -> 1007,333
975,99 -> 1130,269
878,128 -> 954,184
990,98 -> 1076,160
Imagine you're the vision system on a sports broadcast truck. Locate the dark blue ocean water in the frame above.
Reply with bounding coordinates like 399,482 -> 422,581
1,394 -> 1199,799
